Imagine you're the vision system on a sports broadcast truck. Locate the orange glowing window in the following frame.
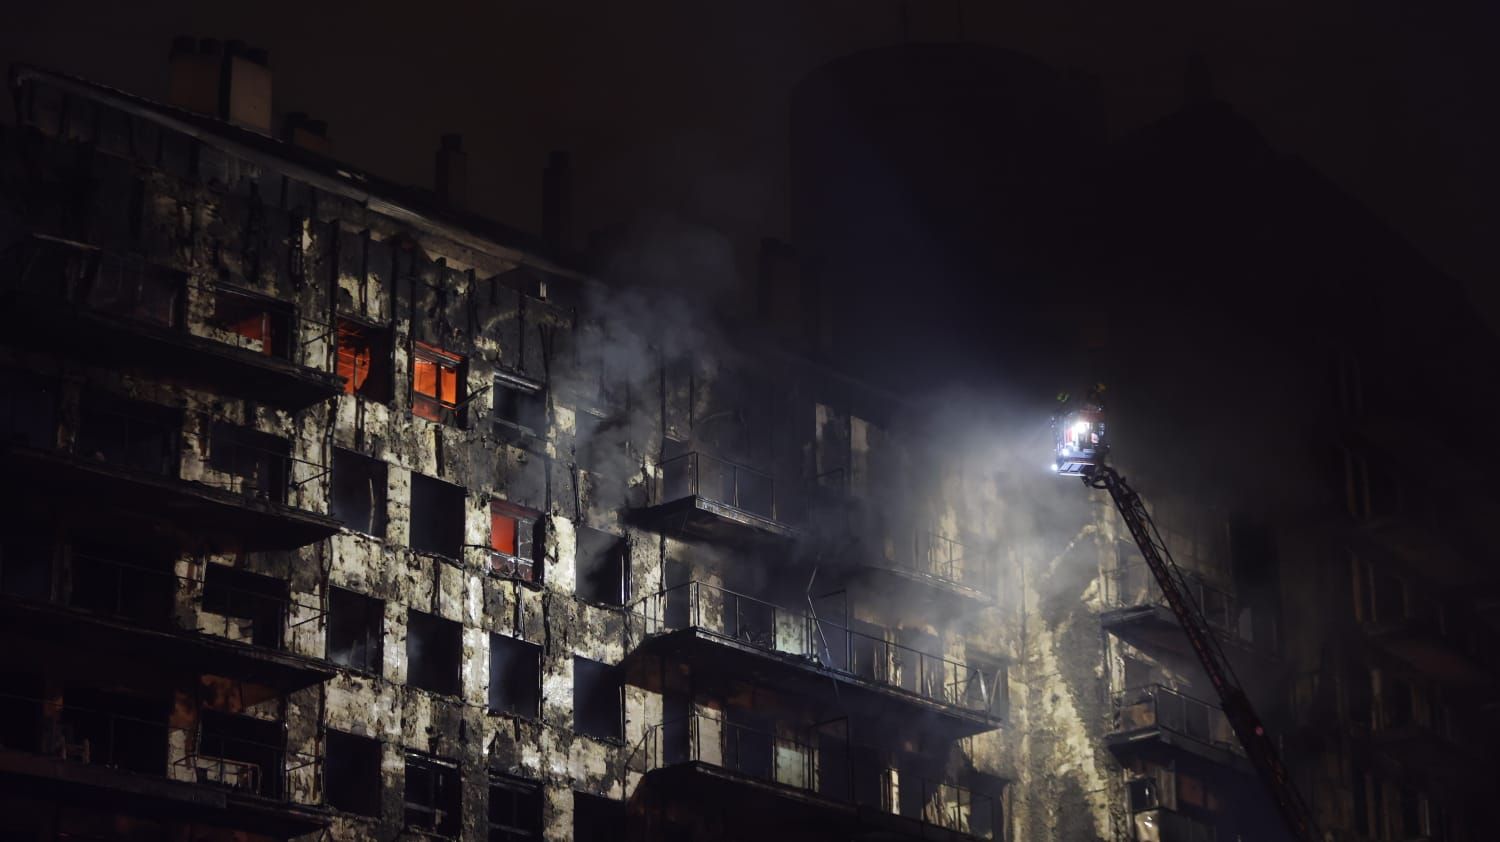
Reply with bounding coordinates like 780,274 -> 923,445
413,341 -> 464,423
212,289 -> 289,357
336,319 -> 392,401
491,512 -> 517,555
489,500 -> 539,584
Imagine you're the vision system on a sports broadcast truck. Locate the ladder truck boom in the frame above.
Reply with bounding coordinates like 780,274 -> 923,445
1053,403 -> 1320,842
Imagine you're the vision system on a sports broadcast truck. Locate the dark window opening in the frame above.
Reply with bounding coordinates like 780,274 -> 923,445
0,533 -> 53,601
201,565 -> 287,649
964,657 -> 1010,718
326,730 -> 382,817
212,287 -> 293,358
572,657 -> 622,742
83,254 -> 183,328
59,687 -> 169,776
411,473 -> 465,559
490,500 -> 541,584
331,448 -> 387,537
196,709 -> 285,798
405,752 -> 461,838
494,381 -> 546,436
572,792 -> 626,842
488,633 -> 542,719
407,610 -> 462,697
337,318 -> 393,402
413,341 -> 465,424
0,370 -> 58,450
489,774 -> 542,842
328,587 -> 383,674
207,422 -> 291,504
575,528 -> 626,607
69,545 -> 175,626
76,393 -> 178,476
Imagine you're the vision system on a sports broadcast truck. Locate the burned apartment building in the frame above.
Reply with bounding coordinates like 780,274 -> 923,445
0,48 -> 1017,842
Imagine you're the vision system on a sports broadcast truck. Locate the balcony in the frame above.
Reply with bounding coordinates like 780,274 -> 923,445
623,582 -> 1006,738
1361,615 -> 1499,690
0,396 -> 340,551
1101,564 -> 1273,661
859,530 -> 996,606
631,712 -> 1001,841
0,692 -> 328,839
0,552 -> 333,694
1108,685 -> 1253,775
0,234 -> 343,410
635,452 -> 798,544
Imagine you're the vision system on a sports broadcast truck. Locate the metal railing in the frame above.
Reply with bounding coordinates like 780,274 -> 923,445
54,552 -> 324,649
1104,563 -> 1266,648
0,690 -> 316,803
1,234 -> 333,368
1113,685 -> 1243,757
634,713 -> 1001,839
626,581 -> 1006,719
659,451 -> 776,521
58,400 -> 328,513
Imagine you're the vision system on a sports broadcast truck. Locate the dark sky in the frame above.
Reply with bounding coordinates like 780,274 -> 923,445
4,1 -> 1494,320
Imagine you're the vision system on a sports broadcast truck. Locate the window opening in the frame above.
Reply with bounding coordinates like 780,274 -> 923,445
413,341 -> 465,424
196,709 -> 285,798
207,422 -> 291,503
326,730 -> 382,816
406,610 -> 462,697
572,657 -> 622,741
488,774 -> 542,842
410,473 -> 465,559
201,565 -> 287,649
488,634 -> 542,719
327,587 -> 383,674
331,448 -> 387,537
211,287 -> 292,358
572,792 -> 626,842
336,318 -> 393,401
490,500 -> 541,584
404,752 -> 461,838
574,528 -> 626,607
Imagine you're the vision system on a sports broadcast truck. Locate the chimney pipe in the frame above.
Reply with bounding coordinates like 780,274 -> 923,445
283,112 -> 331,155
165,36 -> 272,135
435,134 -> 467,208
543,149 -> 572,252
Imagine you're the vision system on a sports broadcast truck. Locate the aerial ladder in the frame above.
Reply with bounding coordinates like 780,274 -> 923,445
1053,396 -> 1321,842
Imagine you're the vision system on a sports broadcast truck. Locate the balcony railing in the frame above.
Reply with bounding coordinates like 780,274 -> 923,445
659,452 -> 776,521
627,581 -> 1007,719
45,552 -> 325,650
64,400 -> 328,513
1104,563 -> 1268,650
634,713 -> 1001,839
0,691 -> 317,803
1112,685 -> 1242,757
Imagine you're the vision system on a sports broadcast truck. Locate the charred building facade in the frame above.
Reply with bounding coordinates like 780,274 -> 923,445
0,55 -> 1017,842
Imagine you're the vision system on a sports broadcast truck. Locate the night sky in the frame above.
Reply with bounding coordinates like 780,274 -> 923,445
3,1 -> 1494,323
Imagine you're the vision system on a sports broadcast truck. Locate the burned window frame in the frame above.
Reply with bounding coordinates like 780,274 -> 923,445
574,527 -> 627,608
210,285 -> 294,359
200,564 -> 288,650
488,773 -> 543,841
404,751 -> 461,838
206,421 -> 292,505
336,317 -> 394,402
406,608 -> 462,697
330,447 -> 388,538
412,340 -> 466,425
572,656 -> 623,743
572,792 -> 626,842
488,632 -> 542,720
327,586 -> 384,675
409,473 -> 466,560
489,500 -> 542,585
325,729 -> 383,817
492,373 -> 547,438
81,251 -> 185,329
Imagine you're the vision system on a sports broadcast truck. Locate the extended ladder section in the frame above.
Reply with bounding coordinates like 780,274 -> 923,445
1086,466 -> 1320,842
